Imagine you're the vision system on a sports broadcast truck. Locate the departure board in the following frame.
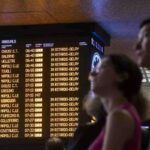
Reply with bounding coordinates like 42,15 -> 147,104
0,37 -> 104,139
0,24 -> 110,144
0,40 -> 20,138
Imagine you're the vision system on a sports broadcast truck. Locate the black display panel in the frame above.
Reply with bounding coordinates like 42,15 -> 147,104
0,24 -> 110,150
0,36 -> 104,140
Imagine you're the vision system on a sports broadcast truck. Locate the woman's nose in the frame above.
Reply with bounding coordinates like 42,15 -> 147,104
88,71 -> 97,81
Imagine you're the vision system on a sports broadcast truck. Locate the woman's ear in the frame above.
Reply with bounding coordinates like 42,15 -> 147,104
118,73 -> 129,83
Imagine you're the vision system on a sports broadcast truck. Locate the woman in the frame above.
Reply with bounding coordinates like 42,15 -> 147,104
88,54 -> 146,150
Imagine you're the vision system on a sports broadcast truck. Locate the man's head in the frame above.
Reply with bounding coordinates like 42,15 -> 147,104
45,137 -> 64,150
135,18 -> 150,69
83,91 -> 102,118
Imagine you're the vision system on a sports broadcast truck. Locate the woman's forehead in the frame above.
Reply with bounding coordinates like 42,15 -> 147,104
97,57 -> 110,67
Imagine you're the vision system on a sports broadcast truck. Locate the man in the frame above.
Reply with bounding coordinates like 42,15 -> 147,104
45,137 -> 65,150
135,18 -> 150,150
135,19 -> 150,69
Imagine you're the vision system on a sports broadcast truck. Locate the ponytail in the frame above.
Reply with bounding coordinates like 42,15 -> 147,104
132,92 -> 147,121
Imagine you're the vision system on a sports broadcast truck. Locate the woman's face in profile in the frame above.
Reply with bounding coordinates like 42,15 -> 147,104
90,58 -> 120,96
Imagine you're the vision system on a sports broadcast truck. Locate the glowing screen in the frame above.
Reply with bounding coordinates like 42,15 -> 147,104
0,37 -> 103,139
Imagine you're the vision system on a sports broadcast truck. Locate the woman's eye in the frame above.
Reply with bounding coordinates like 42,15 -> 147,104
90,71 -> 98,76
100,65 -> 106,69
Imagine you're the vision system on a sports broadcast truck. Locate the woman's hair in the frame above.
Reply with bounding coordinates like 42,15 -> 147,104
106,54 -> 147,119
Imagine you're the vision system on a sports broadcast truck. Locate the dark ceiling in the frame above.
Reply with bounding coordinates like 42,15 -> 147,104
0,0 -> 150,38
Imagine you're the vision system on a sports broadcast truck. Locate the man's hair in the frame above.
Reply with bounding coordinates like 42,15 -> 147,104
45,137 -> 64,150
140,18 -> 150,28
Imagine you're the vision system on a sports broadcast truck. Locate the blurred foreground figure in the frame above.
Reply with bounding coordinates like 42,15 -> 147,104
45,137 -> 65,150
66,91 -> 106,150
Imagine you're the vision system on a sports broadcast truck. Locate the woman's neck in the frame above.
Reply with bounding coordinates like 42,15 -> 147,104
101,92 -> 128,114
